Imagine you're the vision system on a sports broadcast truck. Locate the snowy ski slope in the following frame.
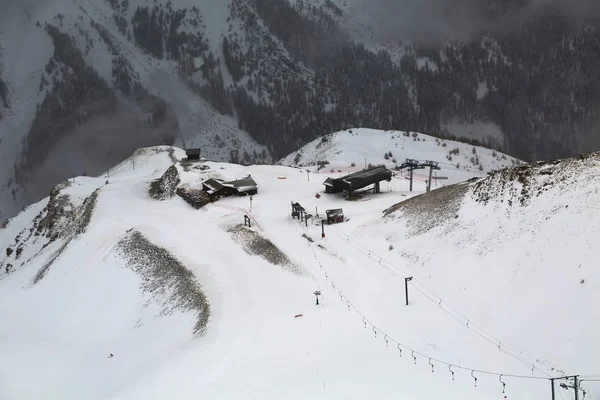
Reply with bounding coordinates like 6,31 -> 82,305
0,143 -> 598,400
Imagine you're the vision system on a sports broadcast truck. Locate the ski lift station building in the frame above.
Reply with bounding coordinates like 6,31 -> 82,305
323,166 -> 392,194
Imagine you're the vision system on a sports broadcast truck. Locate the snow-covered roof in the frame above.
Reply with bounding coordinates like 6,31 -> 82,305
236,186 -> 257,193
223,176 -> 257,189
202,178 -> 224,193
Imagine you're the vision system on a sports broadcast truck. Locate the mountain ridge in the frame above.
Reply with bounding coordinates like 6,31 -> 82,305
2,0 -> 600,222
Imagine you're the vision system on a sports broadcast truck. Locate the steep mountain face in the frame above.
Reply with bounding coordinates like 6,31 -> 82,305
1,0 -> 600,222
220,0 -> 600,163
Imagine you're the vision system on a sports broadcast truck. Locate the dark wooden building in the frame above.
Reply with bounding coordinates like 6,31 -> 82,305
324,166 -> 392,194
201,175 -> 258,199
223,176 -> 258,196
186,148 -> 201,161
202,178 -> 237,199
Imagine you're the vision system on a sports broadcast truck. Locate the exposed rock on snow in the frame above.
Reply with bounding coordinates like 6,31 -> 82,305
149,164 -> 181,200
472,152 -> 600,208
31,238 -> 72,285
31,188 -> 101,284
117,229 -> 211,337
0,180 -> 103,283
37,183 -> 76,240
75,190 -> 100,236
228,225 -> 301,275
384,151 -> 600,237
384,182 -> 471,236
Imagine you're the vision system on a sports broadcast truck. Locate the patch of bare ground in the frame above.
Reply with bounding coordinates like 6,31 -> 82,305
117,229 -> 210,337
229,225 -> 301,274
383,182 -> 472,236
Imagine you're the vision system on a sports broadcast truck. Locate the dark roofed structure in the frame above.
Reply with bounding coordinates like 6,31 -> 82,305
186,148 -> 201,161
324,166 -> 392,194
201,178 -> 223,192
201,175 -> 258,198
201,178 -> 231,197
223,176 -> 258,195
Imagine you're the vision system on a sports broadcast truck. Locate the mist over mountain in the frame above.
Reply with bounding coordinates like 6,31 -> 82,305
1,0 -> 600,222
358,0 -> 600,42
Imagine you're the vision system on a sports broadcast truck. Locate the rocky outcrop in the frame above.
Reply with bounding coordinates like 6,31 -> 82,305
383,182 -> 472,236
472,152 -> 600,208
149,165 -> 180,200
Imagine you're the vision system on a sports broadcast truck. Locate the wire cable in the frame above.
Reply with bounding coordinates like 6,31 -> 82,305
327,225 -> 554,378
306,239 -> 552,381
331,226 -> 551,377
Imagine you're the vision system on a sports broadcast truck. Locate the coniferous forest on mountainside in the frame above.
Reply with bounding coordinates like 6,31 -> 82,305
7,0 -> 600,181
124,0 -> 600,161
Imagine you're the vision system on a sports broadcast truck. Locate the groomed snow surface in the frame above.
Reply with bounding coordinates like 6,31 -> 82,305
0,141 -> 598,400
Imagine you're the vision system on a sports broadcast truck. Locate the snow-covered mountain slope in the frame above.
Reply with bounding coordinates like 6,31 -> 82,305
0,0 -> 271,222
2,0 -> 599,225
279,128 -> 521,188
1,144 -> 597,400
347,153 -> 600,395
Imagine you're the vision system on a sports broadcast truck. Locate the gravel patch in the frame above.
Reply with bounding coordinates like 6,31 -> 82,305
117,229 -> 210,337
383,182 -> 472,236
229,225 -> 301,275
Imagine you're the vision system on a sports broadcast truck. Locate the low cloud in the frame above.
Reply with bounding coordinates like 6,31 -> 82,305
354,0 -> 600,43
